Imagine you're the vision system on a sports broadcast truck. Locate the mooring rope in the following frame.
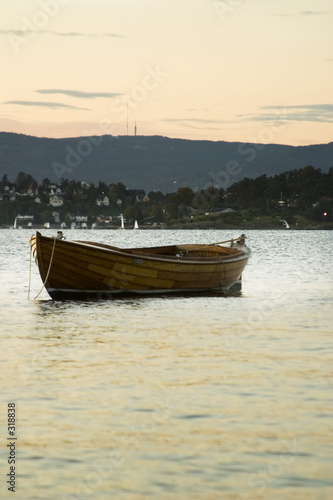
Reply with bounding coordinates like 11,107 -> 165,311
33,237 -> 57,300
27,244 -> 33,300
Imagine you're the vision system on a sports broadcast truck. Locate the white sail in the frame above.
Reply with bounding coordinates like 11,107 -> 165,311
134,220 -> 139,229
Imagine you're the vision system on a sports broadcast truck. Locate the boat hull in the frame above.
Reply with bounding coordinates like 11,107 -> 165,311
30,232 -> 250,300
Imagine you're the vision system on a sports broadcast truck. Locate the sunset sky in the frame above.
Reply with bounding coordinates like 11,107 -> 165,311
1,0 -> 332,145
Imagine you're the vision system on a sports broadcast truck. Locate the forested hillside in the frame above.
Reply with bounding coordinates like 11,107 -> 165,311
0,132 -> 332,193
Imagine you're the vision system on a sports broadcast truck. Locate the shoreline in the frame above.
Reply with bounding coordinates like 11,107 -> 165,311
1,224 -> 332,231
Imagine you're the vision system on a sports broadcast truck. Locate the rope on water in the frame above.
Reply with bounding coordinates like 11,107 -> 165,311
33,237 -> 57,300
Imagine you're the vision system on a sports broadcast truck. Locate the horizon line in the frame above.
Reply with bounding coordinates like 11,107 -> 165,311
0,130 -> 331,147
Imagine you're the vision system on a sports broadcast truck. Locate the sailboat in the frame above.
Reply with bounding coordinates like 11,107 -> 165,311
120,213 -> 125,229
13,216 -> 22,229
134,220 -> 139,229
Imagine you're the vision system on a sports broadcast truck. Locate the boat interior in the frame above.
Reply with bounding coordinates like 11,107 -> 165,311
77,240 -> 242,259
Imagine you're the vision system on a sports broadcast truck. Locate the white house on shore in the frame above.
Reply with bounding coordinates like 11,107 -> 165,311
96,194 -> 110,206
49,194 -> 64,207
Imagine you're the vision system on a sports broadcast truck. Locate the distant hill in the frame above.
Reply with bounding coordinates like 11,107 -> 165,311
0,132 -> 332,192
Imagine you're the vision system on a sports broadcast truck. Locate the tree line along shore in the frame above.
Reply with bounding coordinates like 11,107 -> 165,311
1,165 -> 332,229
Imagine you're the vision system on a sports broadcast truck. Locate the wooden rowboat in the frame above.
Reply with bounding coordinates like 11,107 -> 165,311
29,231 -> 251,300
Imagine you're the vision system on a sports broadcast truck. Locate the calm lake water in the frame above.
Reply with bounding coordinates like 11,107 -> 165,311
0,229 -> 332,500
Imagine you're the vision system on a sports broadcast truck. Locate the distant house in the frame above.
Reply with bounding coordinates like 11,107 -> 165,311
96,215 -> 113,227
49,194 -> 64,207
16,185 -> 38,199
0,185 -> 16,202
53,212 -> 60,223
14,215 -> 34,228
69,214 -> 88,223
49,184 -> 62,196
68,213 -> 88,229
96,194 -> 110,206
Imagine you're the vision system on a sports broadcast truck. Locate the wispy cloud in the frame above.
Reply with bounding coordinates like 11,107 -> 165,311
164,118 -> 233,124
300,10 -> 331,16
185,108 -> 210,113
4,100 -> 89,111
36,89 -> 122,99
162,117 -> 233,130
240,104 -> 333,123
0,29 -> 123,38
274,10 -> 331,17
164,105 -> 333,128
